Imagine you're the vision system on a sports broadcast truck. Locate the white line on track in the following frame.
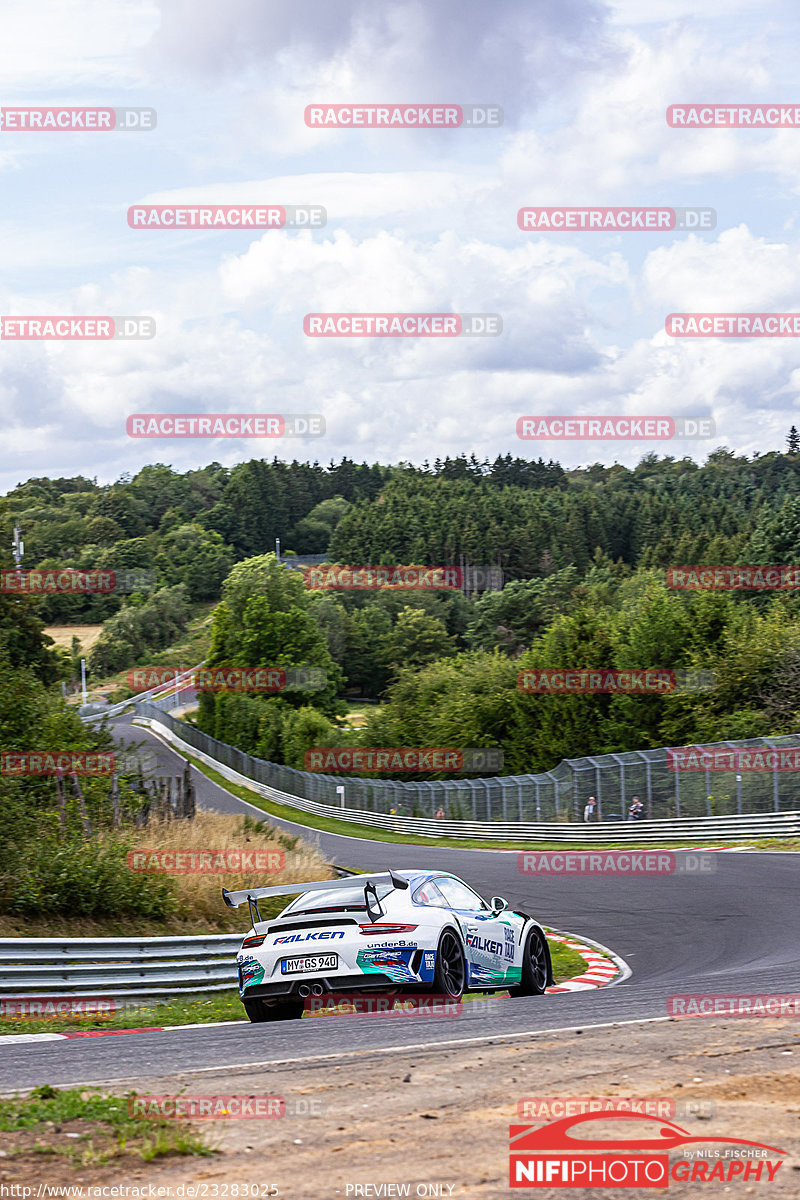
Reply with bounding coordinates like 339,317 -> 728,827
30,1015 -> 675,1092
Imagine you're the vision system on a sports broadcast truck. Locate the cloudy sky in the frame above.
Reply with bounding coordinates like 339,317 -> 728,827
2,0 -> 800,489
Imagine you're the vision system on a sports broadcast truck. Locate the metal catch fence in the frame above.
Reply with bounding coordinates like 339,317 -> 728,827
134,701 -> 800,826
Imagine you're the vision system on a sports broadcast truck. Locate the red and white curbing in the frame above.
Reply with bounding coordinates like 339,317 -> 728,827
545,932 -> 624,994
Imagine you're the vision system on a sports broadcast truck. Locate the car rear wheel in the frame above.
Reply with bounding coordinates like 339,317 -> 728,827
510,926 -> 549,996
243,996 -> 305,1022
432,929 -> 466,999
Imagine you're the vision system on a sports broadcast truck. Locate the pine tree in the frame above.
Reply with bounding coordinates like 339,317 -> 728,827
788,426 -> 800,455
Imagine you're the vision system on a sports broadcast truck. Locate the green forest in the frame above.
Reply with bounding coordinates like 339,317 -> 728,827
5,442 -> 800,786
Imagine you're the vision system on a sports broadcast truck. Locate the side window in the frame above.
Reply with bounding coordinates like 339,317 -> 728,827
412,881 -> 449,908
435,877 -> 489,912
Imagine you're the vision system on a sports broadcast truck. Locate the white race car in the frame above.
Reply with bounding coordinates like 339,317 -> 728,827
222,869 -> 553,1022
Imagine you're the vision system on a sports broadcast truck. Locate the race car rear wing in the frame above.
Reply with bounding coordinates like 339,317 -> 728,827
222,870 -> 410,927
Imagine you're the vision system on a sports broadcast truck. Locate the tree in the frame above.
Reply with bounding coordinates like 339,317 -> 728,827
203,553 -> 344,721
154,523 -> 235,601
282,706 -> 338,770
788,426 -> 800,455
467,568 -> 579,654
384,607 -> 457,674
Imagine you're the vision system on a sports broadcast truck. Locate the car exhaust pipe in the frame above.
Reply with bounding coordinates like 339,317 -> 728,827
311,983 -> 324,996
297,984 -> 311,997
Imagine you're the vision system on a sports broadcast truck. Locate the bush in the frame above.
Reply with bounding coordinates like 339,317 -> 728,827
88,585 -> 189,676
1,835 -> 175,919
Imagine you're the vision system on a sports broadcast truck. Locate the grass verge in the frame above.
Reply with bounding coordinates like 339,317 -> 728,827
0,992 -> 245,1036
0,1085 -> 213,1167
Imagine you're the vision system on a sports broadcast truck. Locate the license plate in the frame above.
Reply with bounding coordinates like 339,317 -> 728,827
281,953 -> 338,974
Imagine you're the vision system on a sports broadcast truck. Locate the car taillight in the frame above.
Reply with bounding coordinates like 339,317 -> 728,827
242,933 -> 266,947
358,924 -> 418,935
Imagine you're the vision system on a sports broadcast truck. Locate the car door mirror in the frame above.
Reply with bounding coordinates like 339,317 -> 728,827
490,896 -> 508,915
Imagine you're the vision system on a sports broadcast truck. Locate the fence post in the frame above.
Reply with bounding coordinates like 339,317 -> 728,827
705,766 -> 711,817
774,759 -> 779,812
646,758 -> 652,819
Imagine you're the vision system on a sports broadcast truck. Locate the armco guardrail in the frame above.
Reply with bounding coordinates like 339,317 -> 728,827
0,866 -> 355,1001
135,712 -> 800,842
0,935 -> 241,1000
79,664 -> 205,723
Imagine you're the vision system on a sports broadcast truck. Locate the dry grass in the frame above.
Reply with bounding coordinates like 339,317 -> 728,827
0,812 -> 335,938
43,624 -> 104,651
122,810 -> 334,931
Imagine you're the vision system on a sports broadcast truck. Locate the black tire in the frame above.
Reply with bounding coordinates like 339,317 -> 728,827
243,996 -> 305,1023
432,929 -> 466,999
510,926 -> 549,996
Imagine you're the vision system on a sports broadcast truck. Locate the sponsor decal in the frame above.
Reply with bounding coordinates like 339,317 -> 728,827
466,935 -> 503,956
273,931 -> 346,943
356,947 -> 419,981
237,956 -> 265,990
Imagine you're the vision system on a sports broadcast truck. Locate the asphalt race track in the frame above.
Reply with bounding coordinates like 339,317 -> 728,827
2,712 -> 798,1092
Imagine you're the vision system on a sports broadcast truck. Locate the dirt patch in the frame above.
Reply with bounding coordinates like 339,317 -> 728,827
3,1017 -> 797,1197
